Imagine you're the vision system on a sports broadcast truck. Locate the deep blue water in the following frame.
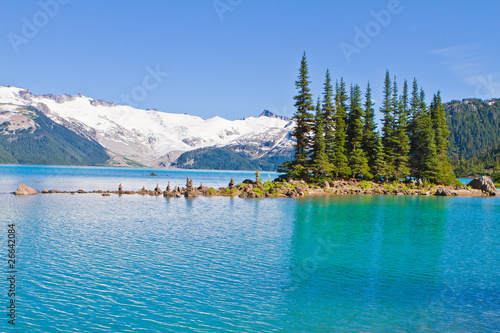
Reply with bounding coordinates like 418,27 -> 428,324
0,166 -> 499,332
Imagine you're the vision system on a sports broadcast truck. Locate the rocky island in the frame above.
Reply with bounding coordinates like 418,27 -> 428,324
13,175 -> 498,198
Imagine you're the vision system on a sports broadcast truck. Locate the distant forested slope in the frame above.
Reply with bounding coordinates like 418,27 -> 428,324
445,98 -> 500,159
174,146 -> 293,171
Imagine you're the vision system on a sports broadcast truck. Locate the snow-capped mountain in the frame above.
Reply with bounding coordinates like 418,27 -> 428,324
0,85 -> 294,167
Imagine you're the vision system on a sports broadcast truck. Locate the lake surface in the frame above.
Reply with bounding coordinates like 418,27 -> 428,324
1,165 -> 499,332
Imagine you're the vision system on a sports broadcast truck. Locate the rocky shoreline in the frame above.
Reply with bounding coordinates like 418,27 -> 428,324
13,176 -> 498,198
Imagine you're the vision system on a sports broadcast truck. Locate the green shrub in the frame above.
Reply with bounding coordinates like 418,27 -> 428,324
359,180 -> 371,190
422,180 -> 434,188
262,180 -> 273,191
220,188 -> 237,195
253,188 -> 264,196
400,183 -> 410,191
383,182 -> 395,191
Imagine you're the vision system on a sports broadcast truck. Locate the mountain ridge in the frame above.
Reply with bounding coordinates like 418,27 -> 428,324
0,85 -> 295,169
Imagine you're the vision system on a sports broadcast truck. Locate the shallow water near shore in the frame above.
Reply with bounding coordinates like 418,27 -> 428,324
1,165 -> 499,332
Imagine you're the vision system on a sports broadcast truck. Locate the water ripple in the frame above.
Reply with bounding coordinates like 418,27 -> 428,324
0,193 -> 498,332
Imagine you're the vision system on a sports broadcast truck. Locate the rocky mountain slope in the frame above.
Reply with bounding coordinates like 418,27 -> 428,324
0,85 -> 294,169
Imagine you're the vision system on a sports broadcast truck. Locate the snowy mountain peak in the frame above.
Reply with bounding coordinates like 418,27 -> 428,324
259,109 -> 291,121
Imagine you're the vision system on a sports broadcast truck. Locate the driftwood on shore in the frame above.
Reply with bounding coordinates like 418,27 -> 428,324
13,176 -> 498,198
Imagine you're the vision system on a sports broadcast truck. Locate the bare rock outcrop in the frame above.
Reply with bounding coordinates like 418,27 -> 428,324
186,177 -> 194,191
154,184 -> 163,195
137,186 -> 148,195
467,176 -> 497,196
228,178 -> 236,189
184,177 -> 199,198
435,187 -> 453,196
14,184 -> 37,196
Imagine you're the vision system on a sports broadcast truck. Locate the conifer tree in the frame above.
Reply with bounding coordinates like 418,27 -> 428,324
430,91 -> 456,184
408,79 -> 421,178
430,91 -> 450,156
311,98 -> 332,180
401,79 -> 410,121
380,71 -> 395,179
332,78 -> 351,178
372,133 -> 387,181
347,84 -> 370,178
362,82 -> 378,178
419,111 -> 440,183
393,80 -> 410,179
321,69 -> 335,162
278,53 -> 315,179
411,89 -> 440,182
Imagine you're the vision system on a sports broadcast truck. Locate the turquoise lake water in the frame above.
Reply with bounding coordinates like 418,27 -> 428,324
1,165 -> 499,332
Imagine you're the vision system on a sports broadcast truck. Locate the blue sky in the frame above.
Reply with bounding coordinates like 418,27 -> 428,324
1,0 -> 499,121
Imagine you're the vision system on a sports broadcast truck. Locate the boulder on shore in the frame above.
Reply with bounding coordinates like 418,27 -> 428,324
14,184 -> 37,196
435,187 -> 453,196
467,176 -> 497,196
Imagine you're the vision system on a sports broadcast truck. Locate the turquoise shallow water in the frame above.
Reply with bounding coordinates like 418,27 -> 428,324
1,166 -> 499,332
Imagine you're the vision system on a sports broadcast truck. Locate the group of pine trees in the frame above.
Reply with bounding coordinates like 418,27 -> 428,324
279,53 -> 457,185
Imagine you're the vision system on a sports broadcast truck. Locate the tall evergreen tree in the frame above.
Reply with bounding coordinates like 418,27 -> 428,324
372,132 -> 387,181
401,79 -> 411,121
430,91 -> 456,184
419,111 -> 440,183
408,79 -> 421,178
347,84 -> 370,178
311,98 -> 332,180
380,71 -> 395,179
278,53 -> 315,179
363,82 -> 378,178
321,69 -> 335,162
393,79 -> 410,179
430,91 -> 450,156
411,88 -> 440,182
332,78 -> 351,178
